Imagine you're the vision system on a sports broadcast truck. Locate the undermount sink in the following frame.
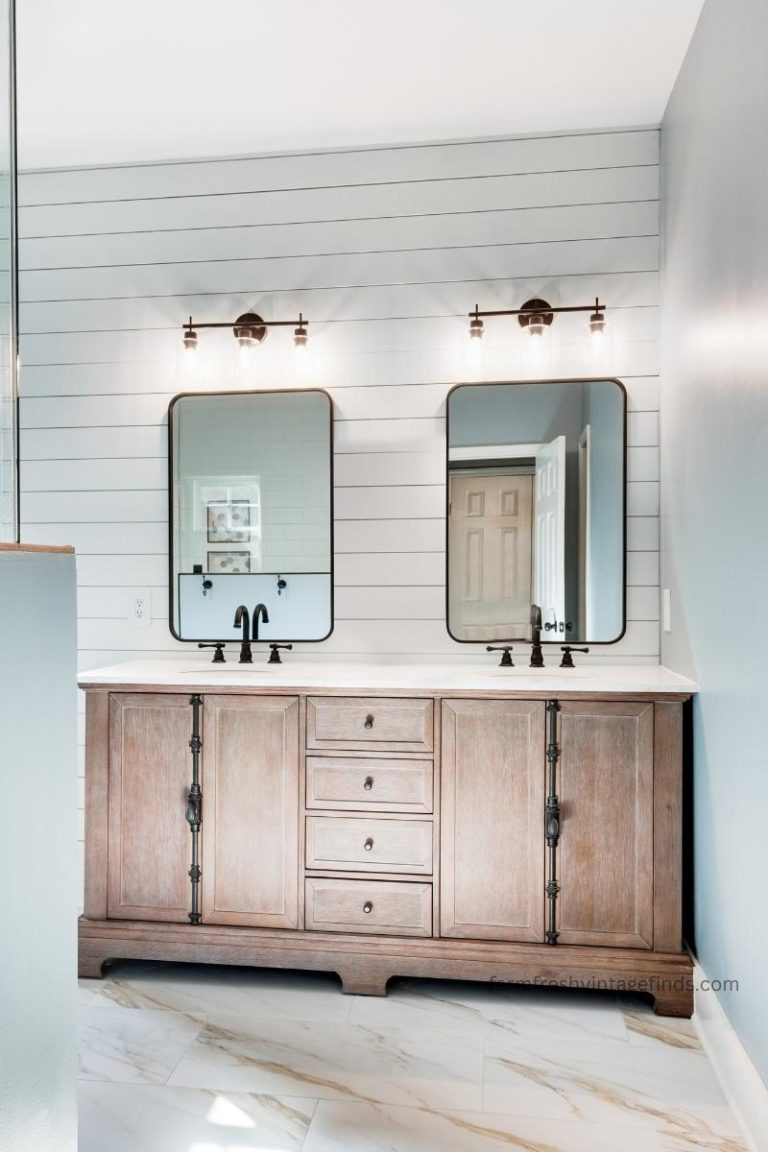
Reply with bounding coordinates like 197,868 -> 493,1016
179,664 -> 275,673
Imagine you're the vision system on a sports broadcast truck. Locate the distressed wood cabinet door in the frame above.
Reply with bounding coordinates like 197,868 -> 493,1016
202,695 -> 300,928
107,693 -> 193,922
441,699 -> 545,941
557,701 -> 654,949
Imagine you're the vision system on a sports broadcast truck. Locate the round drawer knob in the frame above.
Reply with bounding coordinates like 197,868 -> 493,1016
364,715 -> 374,729
364,838 -> 374,851
363,901 -> 373,914
363,776 -> 374,791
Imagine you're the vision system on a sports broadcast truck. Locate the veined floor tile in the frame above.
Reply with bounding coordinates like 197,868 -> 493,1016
78,1082 -> 315,1152
167,1015 -> 485,1111
349,978 -> 629,1043
302,1100 -> 667,1151
79,1005 -> 202,1085
619,997 -> 701,1052
483,1035 -> 744,1143
79,978 -> 102,1008
90,960 -> 354,1024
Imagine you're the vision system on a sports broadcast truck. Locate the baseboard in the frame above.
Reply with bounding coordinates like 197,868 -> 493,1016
693,961 -> 768,1152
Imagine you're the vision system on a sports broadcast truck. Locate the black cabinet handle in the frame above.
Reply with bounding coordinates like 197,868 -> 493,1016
364,715 -> 374,730
364,838 -> 374,852
363,776 -> 374,791
363,901 -> 373,914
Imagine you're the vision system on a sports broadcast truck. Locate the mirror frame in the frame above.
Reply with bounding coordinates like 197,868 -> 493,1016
167,386 -> 335,644
444,377 -> 627,646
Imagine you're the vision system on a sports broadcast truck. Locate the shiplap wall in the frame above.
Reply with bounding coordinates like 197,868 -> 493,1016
17,129 -> 661,877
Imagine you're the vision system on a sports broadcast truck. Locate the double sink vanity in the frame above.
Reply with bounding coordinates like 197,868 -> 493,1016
78,377 -> 697,1017
78,660 -> 695,1017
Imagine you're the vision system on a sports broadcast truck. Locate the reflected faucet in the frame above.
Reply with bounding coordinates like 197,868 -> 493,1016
252,603 -> 269,641
233,604 -> 252,663
530,603 -> 545,668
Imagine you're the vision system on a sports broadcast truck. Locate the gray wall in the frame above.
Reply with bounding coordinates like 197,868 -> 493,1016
0,548 -> 78,1151
661,0 -> 768,1081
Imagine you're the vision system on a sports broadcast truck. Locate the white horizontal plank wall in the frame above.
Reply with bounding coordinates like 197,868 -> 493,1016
17,131 -> 661,893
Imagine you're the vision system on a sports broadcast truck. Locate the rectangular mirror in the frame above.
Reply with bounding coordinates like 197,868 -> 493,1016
447,378 -> 626,645
169,389 -> 333,642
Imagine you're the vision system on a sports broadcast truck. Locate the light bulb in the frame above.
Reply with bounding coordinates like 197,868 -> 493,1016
527,314 -> 546,338
589,301 -> 607,340
469,307 -> 484,340
294,314 -> 309,351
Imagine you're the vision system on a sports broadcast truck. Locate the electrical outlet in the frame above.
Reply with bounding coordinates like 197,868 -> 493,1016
130,589 -> 152,627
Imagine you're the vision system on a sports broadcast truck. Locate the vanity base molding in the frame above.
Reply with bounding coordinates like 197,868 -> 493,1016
77,916 -> 694,1016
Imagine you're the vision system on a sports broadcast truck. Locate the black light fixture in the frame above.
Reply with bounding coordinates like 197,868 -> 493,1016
467,296 -> 606,339
181,309 -> 309,352
469,305 -> 485,340
293,313 -> 308,349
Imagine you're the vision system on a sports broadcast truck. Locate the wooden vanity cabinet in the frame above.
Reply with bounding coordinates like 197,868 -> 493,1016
440,699 -> 545,942
105,693 -> 194,923
80,681 -> 692,1016
201,695 -> 300,929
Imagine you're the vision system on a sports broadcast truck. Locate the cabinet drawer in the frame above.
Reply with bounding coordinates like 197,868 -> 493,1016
306,697 -> 434,753
305,877 -> 432,936
306,756 -> 433,812
306,816 -> 433,874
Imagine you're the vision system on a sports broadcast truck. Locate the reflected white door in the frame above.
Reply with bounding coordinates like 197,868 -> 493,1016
533,435 -> 566,631
449,473 -> 533,641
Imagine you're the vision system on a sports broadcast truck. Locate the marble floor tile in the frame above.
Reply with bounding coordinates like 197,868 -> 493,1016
79,978 -> 102,1008
167,1015 -> 485,1111
349,977 -> 629,1043
79,1005 -> 203,1085
619,996 -> 701,1052
303,1100 -> 668,1151
90,960 -> 354,1024
483,1034 -> 744,1144
79,1082 -> 315,1152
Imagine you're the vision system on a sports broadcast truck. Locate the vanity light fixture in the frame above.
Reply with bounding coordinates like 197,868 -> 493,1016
467,297 -> 606,340
181,310 -> 309,353
293,313 -> 309,350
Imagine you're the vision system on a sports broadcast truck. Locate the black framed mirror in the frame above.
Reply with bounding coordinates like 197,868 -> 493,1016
446,378 -> 626,645
168,388 -> 333,643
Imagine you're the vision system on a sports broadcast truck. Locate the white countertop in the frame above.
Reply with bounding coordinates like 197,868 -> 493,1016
78,658 -> 697,696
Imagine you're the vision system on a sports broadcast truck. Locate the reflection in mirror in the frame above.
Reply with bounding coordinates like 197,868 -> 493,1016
447,379 -> 625,645
169,389 -> 333,642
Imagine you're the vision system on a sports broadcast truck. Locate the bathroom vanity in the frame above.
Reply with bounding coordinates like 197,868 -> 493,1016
78,660 -> 696,1016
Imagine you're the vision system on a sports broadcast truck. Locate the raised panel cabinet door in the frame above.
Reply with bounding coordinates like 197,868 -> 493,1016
441,699 -> 545,942
107,693 -> 193,922
202,695 -> 299,928
557,701 -> 654,949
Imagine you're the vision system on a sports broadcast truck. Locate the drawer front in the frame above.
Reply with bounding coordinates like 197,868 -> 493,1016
306,816 -> 433,874
306,756 -> 433,812
305,877 -> 432,936
307,697 -> 434,753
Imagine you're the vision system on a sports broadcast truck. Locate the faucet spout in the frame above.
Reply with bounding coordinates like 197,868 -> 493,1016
251,603 -> 269,641
529,603 -> 544,668
233,604 -> 252,663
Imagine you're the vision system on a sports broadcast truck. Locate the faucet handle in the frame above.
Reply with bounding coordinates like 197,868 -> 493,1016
560,645 -> 589,668
486,645 -> 514,667
198,642 -> 226,663
268,643 -> 293,664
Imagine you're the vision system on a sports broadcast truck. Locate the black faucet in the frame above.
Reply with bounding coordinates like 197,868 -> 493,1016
252,602 -> 269,640
529,603 -> 545,668
233,604 -> 252,663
